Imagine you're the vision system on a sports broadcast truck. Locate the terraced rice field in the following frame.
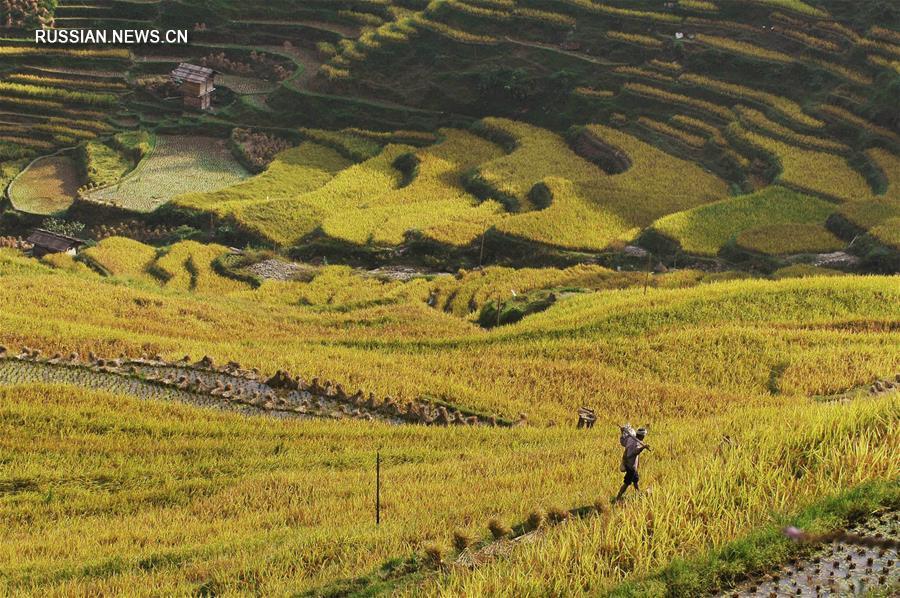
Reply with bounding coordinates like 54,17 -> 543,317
653,187 -> 838,256
0,359 -> 265,417
3,378 -> 893,596
7,154 -> 81,214
0,354 -> 479,424
174,141 -> 353,242
217,74 -> 279,95
180,129 -> 505,247
0,0 -> 898,595
730,126 -> 877,202
85,136 -> 249,212
80,237 -> 250,293
735,223 -> 845,255
176,120 -> 733,250
1,219 -> 899,596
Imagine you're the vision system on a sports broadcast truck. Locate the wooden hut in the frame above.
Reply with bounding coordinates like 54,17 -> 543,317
26,229 -> 85,258
170,63 -> 215,110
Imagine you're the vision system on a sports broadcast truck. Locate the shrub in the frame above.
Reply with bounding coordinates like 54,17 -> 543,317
230,128 -> 292,173
42,217 -> 85,238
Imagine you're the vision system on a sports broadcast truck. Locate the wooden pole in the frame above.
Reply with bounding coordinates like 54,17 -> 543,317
643,251 -> 652,295
479,227 -> 487,267
376,451 -> 381,526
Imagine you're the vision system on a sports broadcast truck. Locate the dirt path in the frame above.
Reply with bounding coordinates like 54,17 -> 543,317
503,37 -> 627,66
234,18 -> 359,38
259,44 -> 321,89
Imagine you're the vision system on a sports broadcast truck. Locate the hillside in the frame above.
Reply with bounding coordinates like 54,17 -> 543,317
0,247 -> 898,594
0,0 -> 897,268
0,2 -> 898,596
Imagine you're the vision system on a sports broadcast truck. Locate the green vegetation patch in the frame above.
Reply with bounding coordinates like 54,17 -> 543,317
78,141 -> 132,189
652,187 -> 838,256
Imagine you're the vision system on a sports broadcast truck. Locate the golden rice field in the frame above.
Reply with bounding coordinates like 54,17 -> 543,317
680,74 -> 824,129
0,245 -> 898,595
426,264 -> 738,319
734,223 -> 845,255
637,116 -> 706,148
224,141 -> 351,206
80,236 -> 159,282
3,247 -> 898,428
476,121 -> 727,249
493,176 -> 634,250
578,124 -> 728,223
173,121 -> 730,251
153,241 -> 245,294
871,218 -> 900,249
622,82 -> 735,121
104,113 -> 900,258
320,128 -> 506,246
473,118 -> 605,210
652,186 -> 837,256
0,383 -> 890,597
867,148 -> 900,201
694,33 -> 795,64
734,106 -> 849,153
80,238 -> 245,293
729,126 -> 878,202
174,141 -> 353,237
836,198 -> 900,232
416,398 -> 896,596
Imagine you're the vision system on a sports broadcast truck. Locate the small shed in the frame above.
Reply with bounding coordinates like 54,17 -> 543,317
26,229 -> 85,258
170,62 -> 215,110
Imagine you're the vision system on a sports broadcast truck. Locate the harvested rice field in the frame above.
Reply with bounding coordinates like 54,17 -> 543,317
84,135 -> 249,212
7,154 -> 81,214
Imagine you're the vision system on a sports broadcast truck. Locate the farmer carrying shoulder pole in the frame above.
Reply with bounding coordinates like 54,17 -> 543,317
615,424 -> 650,502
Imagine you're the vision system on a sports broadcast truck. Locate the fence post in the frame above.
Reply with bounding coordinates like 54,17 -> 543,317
376,451 -> 381,526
